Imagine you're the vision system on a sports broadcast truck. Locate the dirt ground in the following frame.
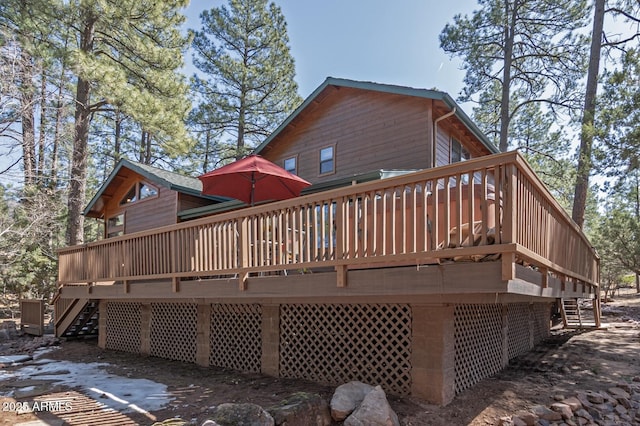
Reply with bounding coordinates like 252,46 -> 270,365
1,291 -> 639,426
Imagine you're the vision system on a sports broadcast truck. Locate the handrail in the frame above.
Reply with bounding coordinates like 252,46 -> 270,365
58,152 -> 599,288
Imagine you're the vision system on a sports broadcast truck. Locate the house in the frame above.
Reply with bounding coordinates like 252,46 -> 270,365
54,78 -> 600,406
84,159 -> 228,237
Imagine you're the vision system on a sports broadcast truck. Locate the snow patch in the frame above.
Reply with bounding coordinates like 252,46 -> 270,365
0,358 -> 171,413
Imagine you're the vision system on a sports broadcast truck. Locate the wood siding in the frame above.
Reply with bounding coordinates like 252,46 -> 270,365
262,88 -> 432,183
102,172 -> 178,235
123,186 -> 177,234
179,194 -> 215,213
261,87 -> 490,185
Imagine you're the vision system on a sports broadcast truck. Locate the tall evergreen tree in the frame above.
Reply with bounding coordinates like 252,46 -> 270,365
56,0 -> 192,245
439,0 -> 588,152
191,0 -> 302,163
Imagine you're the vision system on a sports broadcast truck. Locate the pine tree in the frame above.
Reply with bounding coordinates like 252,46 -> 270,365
190,0 -> 302,163
439,0 -> 588,152
56,0 -> 192,245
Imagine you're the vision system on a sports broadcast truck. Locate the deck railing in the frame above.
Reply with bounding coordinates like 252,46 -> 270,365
58,152 -> 599,289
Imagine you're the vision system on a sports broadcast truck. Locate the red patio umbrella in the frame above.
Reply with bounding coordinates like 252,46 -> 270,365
198,154 -> 311,205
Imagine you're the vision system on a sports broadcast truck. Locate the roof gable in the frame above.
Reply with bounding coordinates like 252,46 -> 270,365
252,77 -> 498,155
84,159 -> 225,217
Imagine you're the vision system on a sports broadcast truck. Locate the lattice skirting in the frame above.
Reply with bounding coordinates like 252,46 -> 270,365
210,304 -> 262,372
150,302 -> 198,363
454,304 -> 504,395
279,303 -> 412,396
507,303 -> 531,360
532,303 -> 551,344
105,302 -> 141,353
99,299 -> 552,403
454,303 -> 551,395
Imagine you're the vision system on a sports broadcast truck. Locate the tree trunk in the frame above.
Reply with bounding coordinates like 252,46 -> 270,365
114,109 -> 122,167
139,130 -> 152,164
203,128 -> 211,173
50,75 -> 64,189
572,0 -> 605,228
66,18 -> 96,246
20,50 -> 37,187
37,66 -> 47,184
499,0 -> 517,153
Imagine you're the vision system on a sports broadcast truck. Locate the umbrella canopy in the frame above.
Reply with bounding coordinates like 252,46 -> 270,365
198,155 -> 311,205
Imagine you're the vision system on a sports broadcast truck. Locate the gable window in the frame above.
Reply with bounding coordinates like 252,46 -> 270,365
451,139 -> 470,163
139,182 -> 158,199
284,156 -> 297,174
319,146 -> 335,175
120,181 -> 158,206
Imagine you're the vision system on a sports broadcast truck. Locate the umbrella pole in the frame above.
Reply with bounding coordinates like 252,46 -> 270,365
250,172 -> 255,206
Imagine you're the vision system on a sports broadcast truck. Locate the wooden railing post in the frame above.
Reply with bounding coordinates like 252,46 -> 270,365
171,230 -> 179,292
334,198 -> 347,287
501,164 -> 518,280
238,217 -> 249,290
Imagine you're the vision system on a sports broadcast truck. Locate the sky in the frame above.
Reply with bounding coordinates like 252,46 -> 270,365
184,0 -> 478,99
1,1 -> 477,187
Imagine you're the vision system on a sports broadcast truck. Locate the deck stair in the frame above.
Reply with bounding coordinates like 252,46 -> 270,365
55,298 -> 99,338
560,298 -> 597,329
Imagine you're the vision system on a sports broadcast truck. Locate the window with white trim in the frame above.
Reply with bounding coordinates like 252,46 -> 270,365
319,146 -> 334,175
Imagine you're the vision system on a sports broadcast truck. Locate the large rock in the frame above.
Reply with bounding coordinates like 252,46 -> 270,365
206,403 -> 274,426
330,381 -> 375,421
343,386 -> 399,426
267,392 -> 331,426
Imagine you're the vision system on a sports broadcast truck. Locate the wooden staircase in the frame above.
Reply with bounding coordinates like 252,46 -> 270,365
560,298 -> 598,329
54,298 -> 99,338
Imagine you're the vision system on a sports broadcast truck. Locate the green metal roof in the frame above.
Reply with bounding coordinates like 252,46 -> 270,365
252,77 -> 499,155
83,159 -> 227,217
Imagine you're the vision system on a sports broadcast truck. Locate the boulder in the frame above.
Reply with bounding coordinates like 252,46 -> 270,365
550,402 -> 573,420
330,381 -> 374,421
531,405 -> 562,422
344,386 -> 399,426
514,410 -> 537,426
561,396 -> 583,412
205,403 -> 274,426
267,392 -> 331,426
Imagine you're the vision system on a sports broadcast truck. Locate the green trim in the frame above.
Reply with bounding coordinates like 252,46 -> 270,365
252,77 -> 498,155
84,159 -> 227,216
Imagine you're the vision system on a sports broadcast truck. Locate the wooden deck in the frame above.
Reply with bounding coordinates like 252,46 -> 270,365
57,151 -> 599,299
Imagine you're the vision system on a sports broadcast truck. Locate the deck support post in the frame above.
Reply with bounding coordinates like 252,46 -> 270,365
196,303 -> 211,367
501,252 -> 515,281
140,304 -> 151,356
172,277 -> 180,293
98,300 -> 107,349
540,268 -> 548,289
123,280 -> 129,294
411,304 -> 455,405
238,272 -> 248,291
261,304 -> 280,376
336,265 -> 348,288
501,305 -> 509,367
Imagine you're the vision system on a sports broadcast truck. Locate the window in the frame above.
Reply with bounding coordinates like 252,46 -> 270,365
107,213 -> 125,238
121,186 -> 138,205
120,181 -> 158,206
319,146 -> 334,175
451,139 -> 470,163
284,157 -> 297,174
139,183 -> 158,200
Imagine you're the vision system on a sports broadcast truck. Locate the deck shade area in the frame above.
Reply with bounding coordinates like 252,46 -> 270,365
58,151 -> 599,291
